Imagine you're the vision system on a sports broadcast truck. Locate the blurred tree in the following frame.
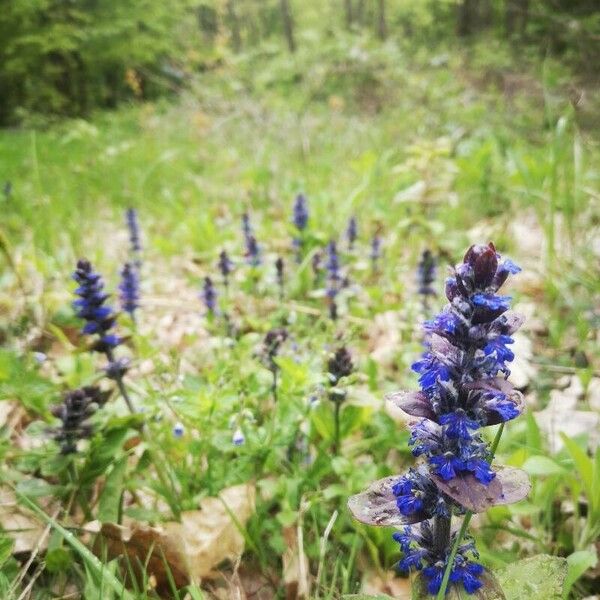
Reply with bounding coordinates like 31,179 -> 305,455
279,0 -> 296,52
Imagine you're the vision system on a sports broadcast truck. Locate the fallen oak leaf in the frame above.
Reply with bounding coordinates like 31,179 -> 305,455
89,483 -> 255,594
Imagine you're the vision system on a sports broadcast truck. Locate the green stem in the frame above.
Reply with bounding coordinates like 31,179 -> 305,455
435,424 -> 505,600
106,351 -> 180,519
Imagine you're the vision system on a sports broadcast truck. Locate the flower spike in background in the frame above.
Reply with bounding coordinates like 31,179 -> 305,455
202,276 -> 217,315
325,240 -> 341,320
417,249 -> 436,310
118,262 -> 139,321
349,242 -> 530,598
292,193 -> 309,260
346,216 -> 358,251
218,250 -> 233,290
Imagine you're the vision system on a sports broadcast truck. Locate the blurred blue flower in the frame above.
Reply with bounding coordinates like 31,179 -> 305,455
346,216 -> 358,251
202,276 -> 217,314
118,262 -> 139,319
173,422 -> 185,438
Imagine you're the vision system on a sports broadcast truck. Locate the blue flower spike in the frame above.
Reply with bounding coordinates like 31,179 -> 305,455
348,242 -> 531,598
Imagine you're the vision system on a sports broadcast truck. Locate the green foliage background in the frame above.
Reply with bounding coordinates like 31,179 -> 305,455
1,0 -> 599,124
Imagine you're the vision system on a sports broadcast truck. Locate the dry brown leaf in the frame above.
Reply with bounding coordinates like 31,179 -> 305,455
0,487 -> 47,554
282,526 -> 309,599
535,377 -> 599,452
509,332 -> 535,390
362,570 -> 412,598
90,483 -> 255,594
368,311 -> 403,368
0,401 -> 27,430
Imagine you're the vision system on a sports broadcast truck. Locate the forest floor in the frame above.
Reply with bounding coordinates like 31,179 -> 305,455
0,38 -> 599,599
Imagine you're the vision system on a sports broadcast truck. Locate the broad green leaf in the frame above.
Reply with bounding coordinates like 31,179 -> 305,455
311,401 -> 335,440
522,456 -> 566,477
563,550 -> 598,598
497,555 -> 567,600
559,433 -> 594,506
97,457 -> 128,523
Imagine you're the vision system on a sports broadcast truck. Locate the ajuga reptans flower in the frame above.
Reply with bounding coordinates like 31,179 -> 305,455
349,242 -> 531,597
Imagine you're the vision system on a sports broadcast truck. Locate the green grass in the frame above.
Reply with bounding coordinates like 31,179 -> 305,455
0,36 -> 598,599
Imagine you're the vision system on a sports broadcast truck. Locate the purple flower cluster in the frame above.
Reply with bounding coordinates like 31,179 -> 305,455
51,386 -> 110,454
73,260 -> 121,353
394,524 -> 483,595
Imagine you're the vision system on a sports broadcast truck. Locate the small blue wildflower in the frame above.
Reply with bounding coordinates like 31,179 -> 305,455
425,312 -> 458,335
429,452 -> 465,481
412,355 -> 451,391
118,262 -> 139,319
202,277 -> 217,314
173,422 -> 185,438
33,352 -> 47,364
483,335 -> 515,363
471,293 -> 512,312
346,216 -> 358,251
233,428 -> 245,446
439,410 -> 480,441
484,393 -> 520,422
463,458 -> 495,484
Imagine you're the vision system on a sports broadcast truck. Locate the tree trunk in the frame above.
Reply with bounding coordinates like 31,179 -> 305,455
377,0 -> 387,39
457,0 -> 477,36
355,0 -> 364,25
344,0 -> 353,29
280,0 -> 296,53
226,0 -> 241,53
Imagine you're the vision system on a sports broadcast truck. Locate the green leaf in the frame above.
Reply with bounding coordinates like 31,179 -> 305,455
522,456 -> 566,477
559,434 -> 593,501
45,547 -> 72,573
97,457 -> 127,523
497,555 -> 568,600
311,401 -> 335,440
340,405 -> 370,437
0,536 -> 14,568
563,550 -> 598,598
